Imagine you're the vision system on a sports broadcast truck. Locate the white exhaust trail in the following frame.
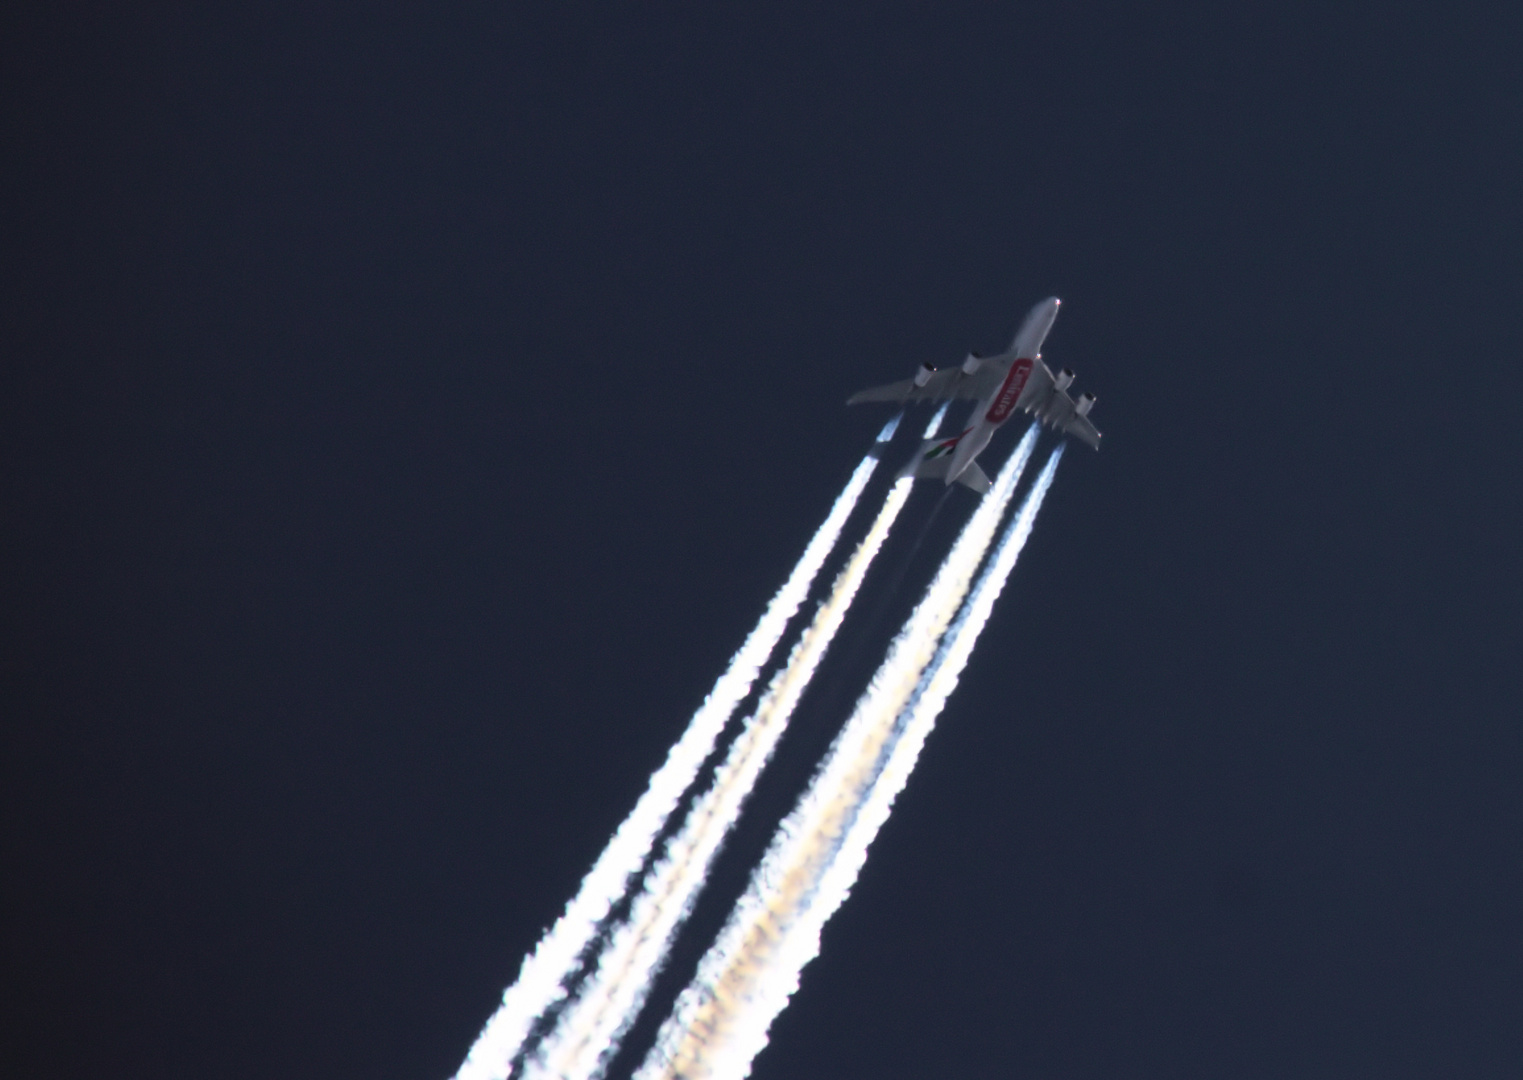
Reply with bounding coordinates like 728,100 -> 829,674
636,426 -> 1041,1080
700,444 -> 1066,1080
526,478 -> 915,1080
921,402 -> 949,438
454,425 -> 898,1080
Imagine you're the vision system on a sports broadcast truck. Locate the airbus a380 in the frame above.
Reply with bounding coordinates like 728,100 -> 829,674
847,297 -> 1101,494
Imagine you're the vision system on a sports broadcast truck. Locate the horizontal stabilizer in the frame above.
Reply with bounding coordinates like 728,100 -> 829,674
899,439 -> 991,495
953,461 -> 992,494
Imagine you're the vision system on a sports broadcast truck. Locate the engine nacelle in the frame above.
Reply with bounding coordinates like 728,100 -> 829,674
1054,367 -> 1075,392
1075,392 -> 1096,417
913,362 -> 936,388
961,352 -> 982,375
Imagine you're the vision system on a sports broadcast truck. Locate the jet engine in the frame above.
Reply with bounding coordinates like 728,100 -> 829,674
961,353 -> 982,374
1075,392 -> 1096,417
1054,368 -> 1075,391
913,362 -> 935,388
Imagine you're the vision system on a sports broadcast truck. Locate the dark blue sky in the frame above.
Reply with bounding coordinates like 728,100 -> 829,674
5,5 -> 1521,1078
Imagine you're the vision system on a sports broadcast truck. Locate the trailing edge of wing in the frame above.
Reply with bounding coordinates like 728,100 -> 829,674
1032,385 -> 1102,448
1021,361 -> 1102,449
847,362 -> 1004,405
846,378 -> 921,404
1064,414 -> 1102,449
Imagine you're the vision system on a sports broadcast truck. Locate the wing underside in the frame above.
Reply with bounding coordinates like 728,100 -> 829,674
846,359 -> 1008,405
1036,396 -> 1102,449
1021,362 -> 1102,448
848,353 -> 1102,449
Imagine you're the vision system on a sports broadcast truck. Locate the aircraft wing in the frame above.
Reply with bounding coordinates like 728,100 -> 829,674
1051,400 -> 1103,449
1024,373 -> 1101,449
847,358 -> 1009,405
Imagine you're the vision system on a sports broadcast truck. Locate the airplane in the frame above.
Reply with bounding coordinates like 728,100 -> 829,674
846,297 -> 1100,494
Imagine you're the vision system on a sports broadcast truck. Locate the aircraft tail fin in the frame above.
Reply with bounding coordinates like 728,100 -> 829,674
899,440 -> 991,495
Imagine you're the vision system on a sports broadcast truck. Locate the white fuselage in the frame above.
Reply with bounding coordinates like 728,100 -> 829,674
945,297 -> 1061,484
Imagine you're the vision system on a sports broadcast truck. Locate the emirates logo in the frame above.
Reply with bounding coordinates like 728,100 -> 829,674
985,358 -> 1033,424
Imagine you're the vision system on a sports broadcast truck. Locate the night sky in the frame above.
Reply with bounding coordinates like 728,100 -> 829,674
6,5 -> 1521,1078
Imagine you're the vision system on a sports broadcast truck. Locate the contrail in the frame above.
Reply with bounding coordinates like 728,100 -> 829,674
921,402 -> 949,438
526,477 -> 915,1080
702,444 -> 1066,1080
454,420 -> 899,1080
893,444 -> 1067,799
637,426 -> 1041,1080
